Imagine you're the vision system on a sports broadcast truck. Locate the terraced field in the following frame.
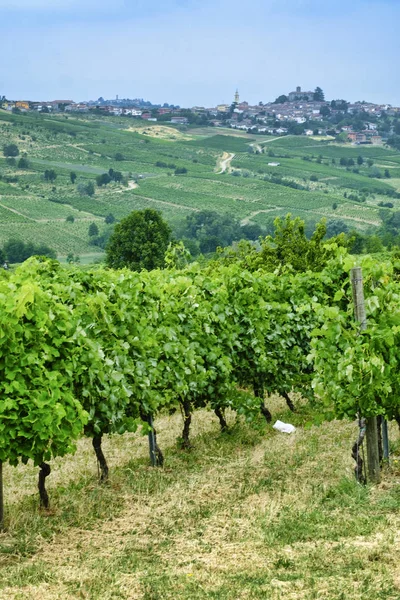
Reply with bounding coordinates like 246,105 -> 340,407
1,110 -> 400,259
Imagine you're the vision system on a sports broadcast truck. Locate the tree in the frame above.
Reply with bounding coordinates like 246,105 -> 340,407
88,222 -> 99,237
313,87 -> 325,102
3,143 -> 19,157
86,181 -> 95,196
70,171 -> 77,184
385,169 -> 391,178
3,239 -> 56,263
326,219 -> 349,238
114,152 -> 124,161
96,173 -> 112,187
105,213 -> 115,224
357,155 -> 364,165
17,157 -> 29,169
106,209 -> 172,271
274,95 -> 288,104
77,181 -> 95,196
112,171 -> 123,183
320,105 -> 331,118
199,235 -> 223,254
44,169 -> 57,183
66,215 -> 75,223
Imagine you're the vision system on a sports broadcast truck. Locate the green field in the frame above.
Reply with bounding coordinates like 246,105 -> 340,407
1,111 -> 400,259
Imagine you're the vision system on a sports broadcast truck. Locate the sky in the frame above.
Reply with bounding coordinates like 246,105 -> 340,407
0,0 -> 399,107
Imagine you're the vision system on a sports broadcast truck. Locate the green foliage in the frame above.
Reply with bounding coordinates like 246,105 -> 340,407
88,222 -> 99,237
106,209 -> 172,271
217,215 -> 346,273
310,259 -> 400,421
104,213 -> 115,224
313,87 -> 325,102
77,181 -> 95,197
3,239 -> 56,263
0,269 -> 88,466
17,157 -> 29,169
274,95 -> 289,104
176,210 -> 263,255
44,169 -> 57,183
3,143 -> 19,157
96,173 -> 111,187
164,241 -> 191,269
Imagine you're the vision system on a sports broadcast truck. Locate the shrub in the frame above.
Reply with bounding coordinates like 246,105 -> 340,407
17,157 -> 29,169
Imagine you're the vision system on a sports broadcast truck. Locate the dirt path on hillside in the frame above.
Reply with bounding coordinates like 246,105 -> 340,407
216,152 -> 235,174
133,194 -> 199,212
259,136 -> 288,145
68,144 -> 106,158
113,181 -> 139,194
34,217 -> 103,223
0,201 -> 35,221
311,210 -> 380,225
242,206 -> 379,227
241,208 -> 278,225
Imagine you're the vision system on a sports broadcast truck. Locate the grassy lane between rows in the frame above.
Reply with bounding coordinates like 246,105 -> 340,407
0,396 -> 400,599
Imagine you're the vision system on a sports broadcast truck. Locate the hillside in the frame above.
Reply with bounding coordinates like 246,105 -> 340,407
1,111 -> 400,260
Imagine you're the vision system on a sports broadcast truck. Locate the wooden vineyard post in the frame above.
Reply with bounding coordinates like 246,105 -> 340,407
382,419 -> 390,462
148,414 -> 157,467
350,267 -> 381,484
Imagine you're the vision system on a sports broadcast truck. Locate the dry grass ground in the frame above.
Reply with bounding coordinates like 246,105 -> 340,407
1,396 -> 400,599
125,125 -> 193,142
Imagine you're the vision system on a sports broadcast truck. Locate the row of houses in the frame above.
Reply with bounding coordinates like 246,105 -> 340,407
0,99 -> 191,123
347,131 -> 383,145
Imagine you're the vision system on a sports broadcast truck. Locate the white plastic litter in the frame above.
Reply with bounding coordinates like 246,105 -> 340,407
273,420 -> 296,434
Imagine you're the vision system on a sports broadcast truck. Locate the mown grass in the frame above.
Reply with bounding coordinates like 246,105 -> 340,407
0,396 -> 400,599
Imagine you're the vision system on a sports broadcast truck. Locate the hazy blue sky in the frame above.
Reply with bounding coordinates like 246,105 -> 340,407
0,0 -> 398,106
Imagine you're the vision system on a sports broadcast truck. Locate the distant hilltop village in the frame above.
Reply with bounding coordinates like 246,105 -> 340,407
1,86 -> 399,144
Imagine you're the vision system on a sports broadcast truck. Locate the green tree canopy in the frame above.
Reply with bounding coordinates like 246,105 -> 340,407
88,222 -> 99,237
106,209 -> 172,271
96,173 -> 112,187
17,157 -> 29,169
105,213 -> 115,224
274,95 -> 288,104
3,143 -> 19,157
44,169 -> 57,182
313,87 -> 325,102
3,239 -> 56,263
